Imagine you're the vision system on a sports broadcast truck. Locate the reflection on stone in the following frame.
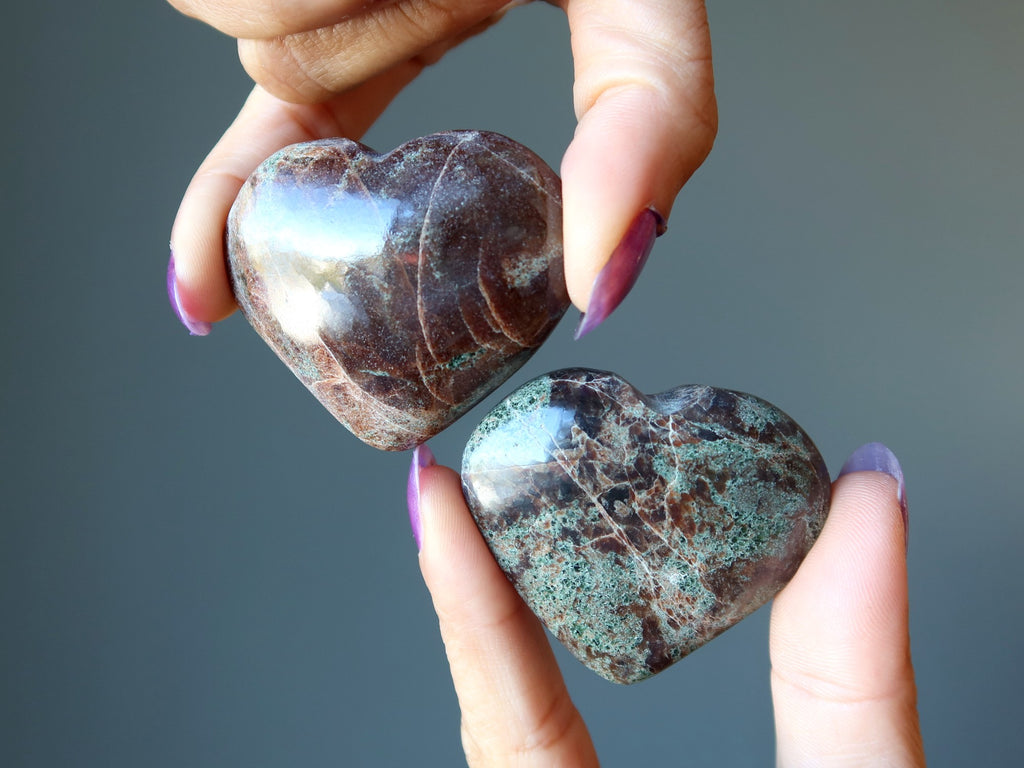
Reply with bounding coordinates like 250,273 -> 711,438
462,368 -> 831,684
228,131 -> 568,450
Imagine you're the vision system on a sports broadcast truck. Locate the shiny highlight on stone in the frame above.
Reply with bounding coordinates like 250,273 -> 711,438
228,131 -> 569,450
461,368 -> 831,684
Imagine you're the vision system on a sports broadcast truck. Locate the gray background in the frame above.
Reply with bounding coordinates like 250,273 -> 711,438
4,0 -> 1022,765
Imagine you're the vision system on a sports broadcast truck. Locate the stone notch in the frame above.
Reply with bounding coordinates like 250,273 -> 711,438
462,368 -> 831,684
228,131 -> 569,450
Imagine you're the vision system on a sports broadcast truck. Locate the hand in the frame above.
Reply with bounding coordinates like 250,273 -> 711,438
408,442 -> 926,765
166,0 -> 717,336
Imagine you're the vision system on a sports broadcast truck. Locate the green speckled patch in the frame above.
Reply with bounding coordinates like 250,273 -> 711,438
462,368 -> 831,684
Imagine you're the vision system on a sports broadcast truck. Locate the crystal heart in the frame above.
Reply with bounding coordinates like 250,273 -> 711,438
228,131 -> 568,450
461,369 -> 831,684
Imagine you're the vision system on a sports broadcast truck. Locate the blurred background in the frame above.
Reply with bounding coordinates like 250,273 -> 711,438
4,0 -> 1022,764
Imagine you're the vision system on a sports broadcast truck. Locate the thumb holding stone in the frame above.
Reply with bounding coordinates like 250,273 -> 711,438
559,0 -> 717,334
409,447 -> 598,766
769,443 -> 925,765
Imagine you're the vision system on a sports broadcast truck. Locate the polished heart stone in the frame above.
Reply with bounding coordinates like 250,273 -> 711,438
228,131 -> 568,450
461,368 -> 831,684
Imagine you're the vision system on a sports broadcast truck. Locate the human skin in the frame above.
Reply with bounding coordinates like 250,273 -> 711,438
166,3 -> 925,761
166,0 -> 717,336
411,443 -> 926,765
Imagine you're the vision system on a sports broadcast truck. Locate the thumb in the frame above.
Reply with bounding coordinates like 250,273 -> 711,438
559,0 -> 717,333
770,443 -> 926,765
409,446 -> 598,767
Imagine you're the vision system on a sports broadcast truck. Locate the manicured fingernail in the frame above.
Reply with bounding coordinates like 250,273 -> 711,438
839,442 -> 909,545
167,252 -> 212,336
574,207 -> 665,340
407,444 -> 436,551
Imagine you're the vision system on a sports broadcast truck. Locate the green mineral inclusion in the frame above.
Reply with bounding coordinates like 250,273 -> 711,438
463,369 -> 830,684
440,348 -> 485,371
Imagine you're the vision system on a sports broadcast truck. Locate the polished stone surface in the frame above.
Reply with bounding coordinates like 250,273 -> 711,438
462,369 -> 831,684
228,131 -> 568,450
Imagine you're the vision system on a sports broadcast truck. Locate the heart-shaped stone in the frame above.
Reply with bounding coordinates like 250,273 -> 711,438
461,369 -> 831,684
228,131 -> 568,450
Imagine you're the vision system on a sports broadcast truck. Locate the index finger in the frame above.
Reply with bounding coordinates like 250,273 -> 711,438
169,60 -> 425,329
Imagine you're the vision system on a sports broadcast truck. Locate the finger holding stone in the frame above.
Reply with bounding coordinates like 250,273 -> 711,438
770,444 -> 925,765
237,0 -> 511,103
412,457 -> 598,766
169,60 -> 423,329
558,0 -> 717,322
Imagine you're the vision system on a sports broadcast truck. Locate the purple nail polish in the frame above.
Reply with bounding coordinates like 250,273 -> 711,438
574,207 -> 664,340
839,442 -> 909,543
407,444 -> 436,551
167,252 -> 212,337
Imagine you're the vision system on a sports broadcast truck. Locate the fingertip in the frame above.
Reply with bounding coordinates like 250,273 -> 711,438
238,38 -> 334,104
769,461 -> 924,764
571,205 -> 663,340
770,463 -> 913,695
839,441 -> 909,545
167,252 -> 213,335
416,462 -> 510,594
560,88 -> 663,311
560,84 -> 715,316
412,460 -> 596,765
415,459 -> 464,557
406,444 -> 437,550
169,171 -> 241,324
413,458 -> 539,647
772,469 -> 910,661
559,0 -> 716,314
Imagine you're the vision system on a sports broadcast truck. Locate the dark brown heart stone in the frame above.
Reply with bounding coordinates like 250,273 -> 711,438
461,369 -> 831,684
228,131 -> 568,450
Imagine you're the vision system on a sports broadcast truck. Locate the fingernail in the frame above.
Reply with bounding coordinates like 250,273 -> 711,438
839,442 -> 909,546
574,207 -> 665,340
407,444 -> 436,551
167,251 -> 212,336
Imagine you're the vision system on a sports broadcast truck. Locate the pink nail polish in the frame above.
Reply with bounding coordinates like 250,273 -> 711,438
407,444 -> 436,551
167,252 -> 212,337
574,207 -> 665,340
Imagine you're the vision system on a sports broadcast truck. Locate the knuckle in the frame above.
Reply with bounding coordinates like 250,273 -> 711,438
166,0 -> 204,21
460,719 -> 488,768
681,77 -> 719,155
512,690 -> 582,758
459,690 -> 585,767
372,0 -> 506,52
771,663 -> 908,707
434,587 -> 526,644
233,0 -> 508,103
389,0 -> 462,43
237,37 -> 335,103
